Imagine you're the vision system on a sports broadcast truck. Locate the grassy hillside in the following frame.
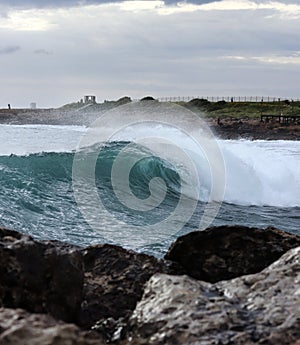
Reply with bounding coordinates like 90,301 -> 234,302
180,99 -> 300,119
60,97 -> 300,119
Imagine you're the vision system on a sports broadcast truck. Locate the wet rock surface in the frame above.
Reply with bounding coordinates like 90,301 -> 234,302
165,225 -> 300,282
0,227 -> 83,323
0,226 -> 299,344
0,308 -> 103,345
125,246 -> 300,345
78,244 -> 181,329
0,227 -> 181,339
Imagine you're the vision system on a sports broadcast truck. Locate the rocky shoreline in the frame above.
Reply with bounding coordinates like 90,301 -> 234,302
209,118 -> 300,141
0,108 -> 299,140
1,225 -> 300,344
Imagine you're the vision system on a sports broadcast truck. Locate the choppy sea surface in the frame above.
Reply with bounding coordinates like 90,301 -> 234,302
0,124 -> 299,257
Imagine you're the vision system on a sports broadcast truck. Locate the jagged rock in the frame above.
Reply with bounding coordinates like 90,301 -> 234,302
125,246 -> 300,345
165,225 -> 300,282
0,228 -> 83,322
79,244 -> 181,330
0,308 -> 104,345
2,225 -> 299,344
0,227 -> 182,335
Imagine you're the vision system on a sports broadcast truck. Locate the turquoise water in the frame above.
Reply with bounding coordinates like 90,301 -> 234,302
0,124 -> 299,257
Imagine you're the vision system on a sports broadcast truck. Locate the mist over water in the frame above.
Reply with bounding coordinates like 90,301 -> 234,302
0,124 -> 86,156
0,123 -> 299,256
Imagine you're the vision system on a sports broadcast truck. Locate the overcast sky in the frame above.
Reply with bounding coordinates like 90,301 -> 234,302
0,0 -> 299,108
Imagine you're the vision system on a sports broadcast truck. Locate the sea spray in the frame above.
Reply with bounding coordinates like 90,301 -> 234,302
0,123 -> 299,255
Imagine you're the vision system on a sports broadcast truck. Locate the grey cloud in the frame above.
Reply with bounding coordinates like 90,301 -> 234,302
0,0 -> 220,9
0,46 -> 20,54
1,0 -> 297,10
34,49 -> 53,55
0,11 -> 8,18
1,0 -> 299,107
251,0 -> 298,3
164,0 -> 222,3
0,1 -> 117,9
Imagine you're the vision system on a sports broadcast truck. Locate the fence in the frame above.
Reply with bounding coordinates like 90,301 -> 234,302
155,96 -> 300,103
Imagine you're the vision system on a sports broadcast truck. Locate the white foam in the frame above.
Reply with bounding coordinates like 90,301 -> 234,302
0,123 -> 299,207
113,123 -> 300,207
220,140 -> 300,207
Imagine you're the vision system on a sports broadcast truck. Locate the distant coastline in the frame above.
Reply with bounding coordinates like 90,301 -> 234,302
0,97 -> 299,140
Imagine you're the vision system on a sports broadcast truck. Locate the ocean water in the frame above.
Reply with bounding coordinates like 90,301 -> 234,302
0,123 -> 299,257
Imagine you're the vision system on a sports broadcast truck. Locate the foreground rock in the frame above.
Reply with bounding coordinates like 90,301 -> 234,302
125,246 -> 300,345
1,226 -> 299,344
0,308 -> 103,345
0,228 -> 83,323
0,227 -> 181,334
165,225 -> 300,282
79,244 -> 181,330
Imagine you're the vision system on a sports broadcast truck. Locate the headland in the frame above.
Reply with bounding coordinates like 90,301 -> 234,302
0,96 -> 299,140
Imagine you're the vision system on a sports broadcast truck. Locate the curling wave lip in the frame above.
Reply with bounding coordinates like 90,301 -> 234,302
72,101 -> 226,247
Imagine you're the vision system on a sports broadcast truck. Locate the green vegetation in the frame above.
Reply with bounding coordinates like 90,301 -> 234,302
179,99 -> 300,119
60,96 -> 300,119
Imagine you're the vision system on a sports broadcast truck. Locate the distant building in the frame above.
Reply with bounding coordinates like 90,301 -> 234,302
30,102 -> 37,109
84,95 -> 96,104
